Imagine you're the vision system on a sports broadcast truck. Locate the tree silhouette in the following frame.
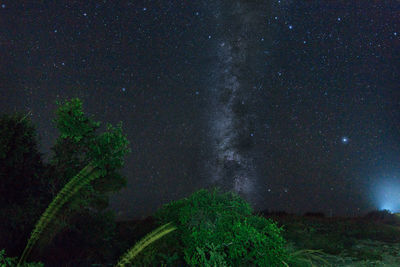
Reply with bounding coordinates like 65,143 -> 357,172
0,111 -> 50,257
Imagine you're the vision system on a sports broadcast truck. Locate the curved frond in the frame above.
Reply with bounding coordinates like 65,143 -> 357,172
18,162 -> 102,266
115,222 -> 177,267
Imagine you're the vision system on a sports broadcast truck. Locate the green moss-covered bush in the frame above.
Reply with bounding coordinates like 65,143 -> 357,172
150,186 -> 289,266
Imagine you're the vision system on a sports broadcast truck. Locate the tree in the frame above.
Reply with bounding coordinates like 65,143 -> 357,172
0,111 -> 51,257
31,97 -> 131,264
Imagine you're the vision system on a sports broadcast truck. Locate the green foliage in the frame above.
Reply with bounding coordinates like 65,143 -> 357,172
47,98 -> 130,218
85,121 -> 131,176
153,187 -> 290,266
192,242 -> 228,267
52,98 -> 101,143
0,249 -> 43,267
38,97 -> 130,261
124,223 -> 187,266
157,251 -> 181,266
15,97 -> 131,265
115,222 -> 177,267
51,97 -> 131,176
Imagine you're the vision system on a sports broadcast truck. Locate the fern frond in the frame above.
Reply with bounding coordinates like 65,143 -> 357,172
115,222 -> 177,267
18,161 -> 102,266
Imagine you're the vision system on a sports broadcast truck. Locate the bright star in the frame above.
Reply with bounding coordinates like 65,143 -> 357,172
341,137 -> 349,144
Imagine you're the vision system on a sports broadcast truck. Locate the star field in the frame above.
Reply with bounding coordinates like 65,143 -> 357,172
0,0 -> 399,220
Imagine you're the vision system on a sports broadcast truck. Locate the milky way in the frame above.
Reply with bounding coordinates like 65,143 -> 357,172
205,1 -> 265,208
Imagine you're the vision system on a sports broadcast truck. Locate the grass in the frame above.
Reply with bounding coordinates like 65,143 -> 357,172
264,213 -> 400,265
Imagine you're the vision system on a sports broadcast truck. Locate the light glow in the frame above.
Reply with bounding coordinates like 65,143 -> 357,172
374,176 -> 400,213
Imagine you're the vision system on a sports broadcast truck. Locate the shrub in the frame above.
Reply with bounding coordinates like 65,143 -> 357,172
153,186 -> 290,266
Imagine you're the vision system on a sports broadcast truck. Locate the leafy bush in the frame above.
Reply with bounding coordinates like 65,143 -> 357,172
152,186 -> 290,266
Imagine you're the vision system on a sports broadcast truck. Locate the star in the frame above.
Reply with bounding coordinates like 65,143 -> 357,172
341,137 -> 349,144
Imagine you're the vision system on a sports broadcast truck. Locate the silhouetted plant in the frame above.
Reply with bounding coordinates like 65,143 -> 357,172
0,249 -> 43,267
0,111 -> 53,257
364,209 -> 400,225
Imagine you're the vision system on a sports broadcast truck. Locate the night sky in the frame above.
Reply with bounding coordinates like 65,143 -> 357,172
1,0 -> 399,221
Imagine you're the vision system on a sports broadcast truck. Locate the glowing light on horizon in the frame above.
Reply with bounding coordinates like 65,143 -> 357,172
373,176 -> 400,213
